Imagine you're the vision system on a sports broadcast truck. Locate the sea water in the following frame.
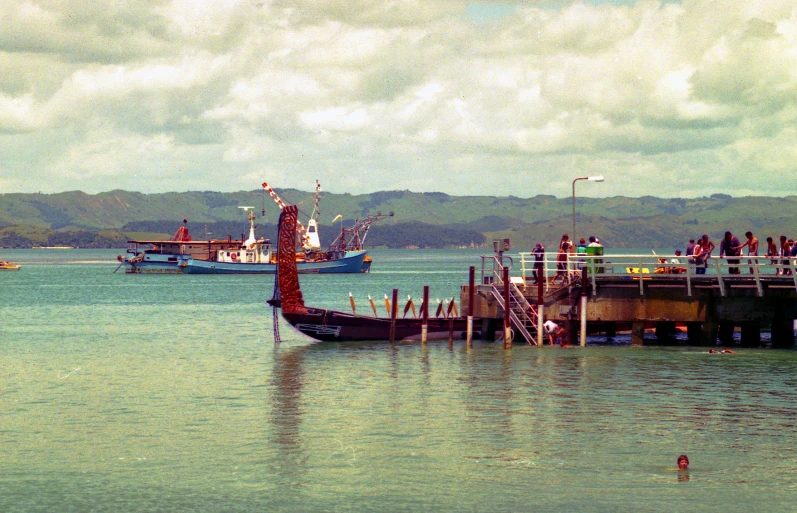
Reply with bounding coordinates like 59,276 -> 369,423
1,249 -> 796,512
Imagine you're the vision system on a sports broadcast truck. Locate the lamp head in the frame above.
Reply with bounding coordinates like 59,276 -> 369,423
588,175 -> 605,182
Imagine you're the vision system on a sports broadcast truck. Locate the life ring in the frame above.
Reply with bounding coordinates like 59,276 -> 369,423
231,253 -> 237,261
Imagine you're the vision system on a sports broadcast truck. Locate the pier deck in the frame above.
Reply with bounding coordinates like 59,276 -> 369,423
462,253 -> 797,348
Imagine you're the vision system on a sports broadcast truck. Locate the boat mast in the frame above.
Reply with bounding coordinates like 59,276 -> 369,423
239,206 -> 257,247
262,181 -> 312,248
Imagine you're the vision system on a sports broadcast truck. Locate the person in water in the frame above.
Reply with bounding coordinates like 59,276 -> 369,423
677,454 -> 689,470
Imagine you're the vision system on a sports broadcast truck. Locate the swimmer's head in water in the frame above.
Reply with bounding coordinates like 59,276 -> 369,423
677,454 -> 689,469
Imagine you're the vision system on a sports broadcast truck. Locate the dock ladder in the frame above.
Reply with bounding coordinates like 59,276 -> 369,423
490,280 -> 539,345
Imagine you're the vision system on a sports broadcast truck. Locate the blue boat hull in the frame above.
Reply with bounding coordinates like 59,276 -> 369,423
180,250 -> 368,274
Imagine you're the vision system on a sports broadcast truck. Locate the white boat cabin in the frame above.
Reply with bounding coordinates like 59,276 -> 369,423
215,240 -> 272,264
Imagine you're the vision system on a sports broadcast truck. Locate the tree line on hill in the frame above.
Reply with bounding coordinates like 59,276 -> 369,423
0,220 -> 485,249
1,189 -> 795,250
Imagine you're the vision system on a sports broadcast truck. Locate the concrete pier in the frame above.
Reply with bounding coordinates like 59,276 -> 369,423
462,252 -> 797,348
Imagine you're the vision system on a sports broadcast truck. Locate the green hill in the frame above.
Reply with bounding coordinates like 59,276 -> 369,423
0,189 -> 794,250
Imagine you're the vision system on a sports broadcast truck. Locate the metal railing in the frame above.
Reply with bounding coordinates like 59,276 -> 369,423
480,254 -> 514,285
515,252 -> 797,297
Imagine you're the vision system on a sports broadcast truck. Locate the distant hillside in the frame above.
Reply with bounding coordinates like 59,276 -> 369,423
0,189 -> 795,250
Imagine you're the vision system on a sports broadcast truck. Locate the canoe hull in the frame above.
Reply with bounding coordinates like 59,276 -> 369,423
283,307 -> 468,342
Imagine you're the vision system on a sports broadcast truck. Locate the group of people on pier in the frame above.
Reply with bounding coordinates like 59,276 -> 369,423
531,230 -> 797,282
530,233 -> 604,285
687,231 -> 797,275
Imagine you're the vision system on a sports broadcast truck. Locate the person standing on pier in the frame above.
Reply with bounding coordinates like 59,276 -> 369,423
553,234 -> 572,284
700,234 -> 715,273
686,238 -> 696,266
532,243 -> 545,284
720,231 -> 742,275
780,236 -> 791,276
766,237 -> 778,272
693,239 -> 706,274
576,238 -> 587,269
736,231 -> 759,275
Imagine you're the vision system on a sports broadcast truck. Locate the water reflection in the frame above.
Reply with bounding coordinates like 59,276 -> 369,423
269,345 -> 308,483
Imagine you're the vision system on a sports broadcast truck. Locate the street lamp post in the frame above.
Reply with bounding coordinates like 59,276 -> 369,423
572,176 -> 604,244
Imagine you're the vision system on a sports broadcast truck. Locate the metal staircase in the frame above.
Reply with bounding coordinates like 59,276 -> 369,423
490,281 -> 539,345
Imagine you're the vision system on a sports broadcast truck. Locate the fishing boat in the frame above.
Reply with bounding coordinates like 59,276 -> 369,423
117,220 -> 237,274
119,212 -> 369,275
179,209 -> 367,274
119,181 -> 380,274
0,260 -> 20,270
271,205 -> 467,342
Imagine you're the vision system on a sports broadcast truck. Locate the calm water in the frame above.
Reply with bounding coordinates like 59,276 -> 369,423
1,249 -> 797,512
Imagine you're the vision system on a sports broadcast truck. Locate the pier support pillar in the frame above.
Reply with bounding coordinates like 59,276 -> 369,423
481,318 -> 496,341
564,320 -> 578,346
700,321 -> 718,346
718,322 -> 735,345
579,295 -> 588,347
770,318 -> 795,349
631,321 -> 645,346
740,322 -> 761,348
655,322 -> 676,343
605,323 -> 617,340
686,322 -> 702,344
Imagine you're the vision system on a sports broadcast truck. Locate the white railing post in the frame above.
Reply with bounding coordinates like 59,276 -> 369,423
752,256 -> 762,297
715,258 -> 725,296
545,252 -> 550,293
686,259 -> 692,296
790,259 -> 797,291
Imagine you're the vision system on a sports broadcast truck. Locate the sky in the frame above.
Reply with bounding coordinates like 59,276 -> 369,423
1,0 -> 796,198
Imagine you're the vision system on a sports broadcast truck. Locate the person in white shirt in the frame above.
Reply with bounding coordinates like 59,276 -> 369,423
543,320 -> 565,345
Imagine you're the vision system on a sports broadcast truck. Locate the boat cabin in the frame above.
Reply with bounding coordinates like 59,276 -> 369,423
215,239 -> 273,264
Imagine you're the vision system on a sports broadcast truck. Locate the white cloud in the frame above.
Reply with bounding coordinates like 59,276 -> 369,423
1,0 -> 796,197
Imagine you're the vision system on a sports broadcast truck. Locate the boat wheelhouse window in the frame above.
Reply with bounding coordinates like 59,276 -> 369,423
309,225 -> 316,233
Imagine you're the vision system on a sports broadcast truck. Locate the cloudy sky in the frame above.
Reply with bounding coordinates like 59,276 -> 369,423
1,0 -> 796,198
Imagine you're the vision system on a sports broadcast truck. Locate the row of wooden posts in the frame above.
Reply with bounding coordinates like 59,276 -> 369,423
346,265 -> 587,348
348,292 -> 459,319
374,267 -> 481,347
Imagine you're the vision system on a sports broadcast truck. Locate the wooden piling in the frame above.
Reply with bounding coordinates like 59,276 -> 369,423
421,285 -> 429,345
537,277 -> 544,347
503,267 -> 511,349
579,268 -> 588,347
389,288 -> 398,344
467,266 -> 474,348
